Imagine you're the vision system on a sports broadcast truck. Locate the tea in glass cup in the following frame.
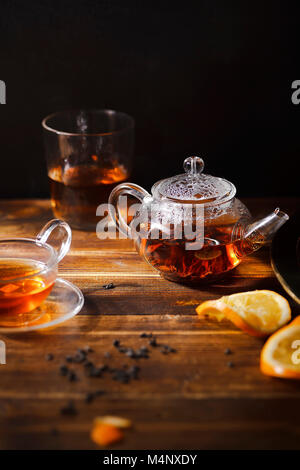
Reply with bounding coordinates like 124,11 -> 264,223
0,258 -> 56,317
42,109 -> 134,230
0,219 -> 71,327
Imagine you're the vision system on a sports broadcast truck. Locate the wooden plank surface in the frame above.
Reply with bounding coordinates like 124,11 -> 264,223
0,198 -> 299,450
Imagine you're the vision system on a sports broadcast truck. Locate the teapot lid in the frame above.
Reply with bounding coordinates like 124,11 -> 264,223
152,156 -> 236,204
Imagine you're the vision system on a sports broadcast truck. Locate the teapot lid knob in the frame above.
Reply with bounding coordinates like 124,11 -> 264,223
183,156 -> 204,176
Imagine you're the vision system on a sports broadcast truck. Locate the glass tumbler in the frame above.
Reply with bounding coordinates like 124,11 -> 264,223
42,109 -> 134,230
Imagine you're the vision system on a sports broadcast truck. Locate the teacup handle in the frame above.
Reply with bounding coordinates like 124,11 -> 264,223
36,219 -> 72,263
109,183 -> 151,237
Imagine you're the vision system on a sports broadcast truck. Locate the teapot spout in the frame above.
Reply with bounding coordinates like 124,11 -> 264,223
235,208 -> 289,257
245,208 -> 289,243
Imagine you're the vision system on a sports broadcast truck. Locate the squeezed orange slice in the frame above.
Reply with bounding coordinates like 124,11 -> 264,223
261,316 -> 300,379
91,422 -> 124,447
196,290 -> 291,337
90,415 -> 131,447
94,415 -> 132,428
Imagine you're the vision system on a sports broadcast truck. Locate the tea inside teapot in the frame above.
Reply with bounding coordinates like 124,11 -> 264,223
109,157 -> 289,284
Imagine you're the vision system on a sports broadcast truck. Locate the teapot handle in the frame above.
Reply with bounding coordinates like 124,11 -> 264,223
109,183 -> 151,238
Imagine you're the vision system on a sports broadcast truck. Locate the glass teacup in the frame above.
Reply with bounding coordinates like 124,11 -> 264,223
0,219 -> 71,326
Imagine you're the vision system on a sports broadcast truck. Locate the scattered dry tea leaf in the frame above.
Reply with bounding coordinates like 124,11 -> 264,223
94,415 -> 132,429
91,422 -> 124,447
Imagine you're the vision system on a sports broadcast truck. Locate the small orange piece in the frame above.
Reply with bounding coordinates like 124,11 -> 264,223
261,316 -> 300,379
94,415 -> 132,428
196,290 -> 291,337
0,283 -> 19,294
91,422 -> 124,447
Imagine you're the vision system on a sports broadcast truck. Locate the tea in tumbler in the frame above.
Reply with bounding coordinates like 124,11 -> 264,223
43,109 -> 134,230
48,162 -> 128,229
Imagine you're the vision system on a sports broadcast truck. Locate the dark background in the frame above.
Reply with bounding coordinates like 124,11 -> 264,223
0,0 -> 298,198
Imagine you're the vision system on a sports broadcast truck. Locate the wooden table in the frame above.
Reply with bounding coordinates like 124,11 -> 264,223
0,198 -> 300,450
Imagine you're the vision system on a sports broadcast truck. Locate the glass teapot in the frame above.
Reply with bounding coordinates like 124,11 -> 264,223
109,156 -> 289,284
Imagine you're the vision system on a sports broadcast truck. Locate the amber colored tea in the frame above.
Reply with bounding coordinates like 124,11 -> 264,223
0,258 -> 55,320
138,224 -> 263,283
48,163 -> 128,229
